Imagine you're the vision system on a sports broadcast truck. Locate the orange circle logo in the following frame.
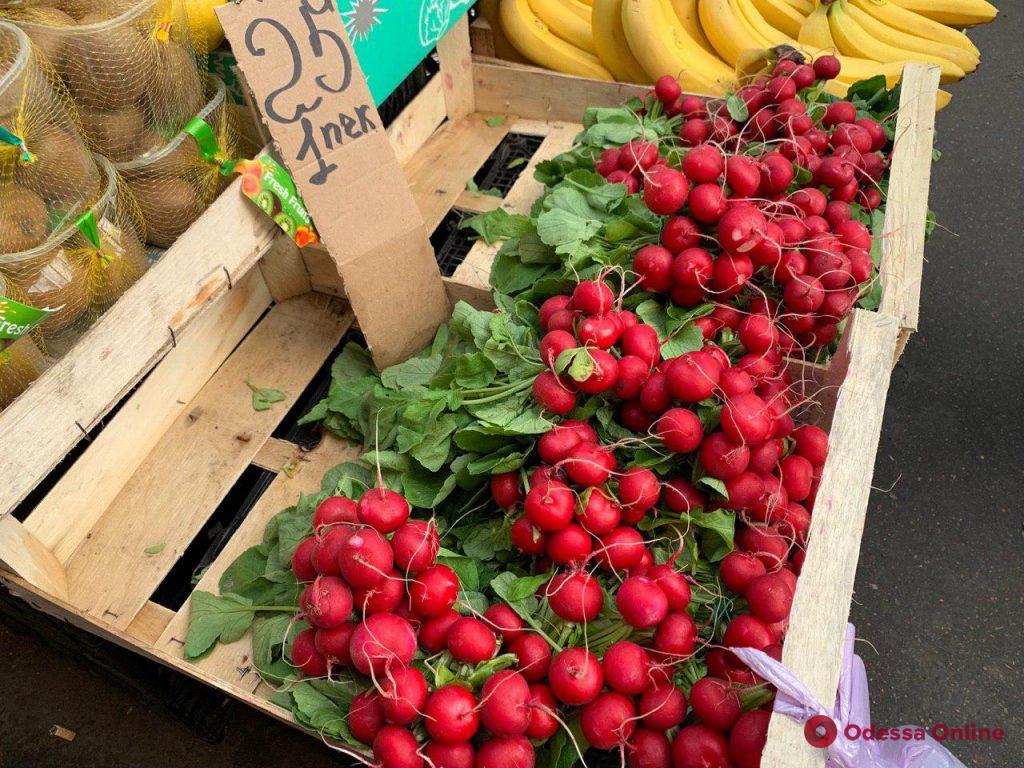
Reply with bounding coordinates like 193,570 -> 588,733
804,715 -> 838,748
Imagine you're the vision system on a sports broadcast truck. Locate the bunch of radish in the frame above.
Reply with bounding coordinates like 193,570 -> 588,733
595,54 -> 887,354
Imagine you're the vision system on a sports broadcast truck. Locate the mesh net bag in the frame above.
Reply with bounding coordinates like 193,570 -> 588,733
1,152 -> 148,365
1,20 -> 101,245
2,0 -> 207,163
0,333 -> 48,410
116,75 -> 239,248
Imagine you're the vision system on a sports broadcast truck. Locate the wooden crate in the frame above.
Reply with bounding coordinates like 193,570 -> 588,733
0,19 -> 904,768
462,20 -> 940,359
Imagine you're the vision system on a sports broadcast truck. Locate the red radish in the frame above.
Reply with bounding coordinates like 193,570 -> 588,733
509,633 -> 552,683
607,170 -> 640,193
539,330 -> 577,369
292,537 -> 319,582
640,370 -> 672,414
548,647 -> 603,705
576,349 -> 620,395
711,253 -> 754,298
525,480 -> 575,531
311,525 -> 352,577
418,609 -> 460,653
793,424 -> 828,465
621,324 -> 661,367
655,74 -> 682,103
424,685 -> 480,744
315,621 -> 356,667
348,690 -> 385,744
628,728 -> 673,768
373,726 -> 422,768
667,350 -> 721,402
779,501 -> 811,545
409,564 -> 460,617
538,295 -> 572,330
546,572 -> 603,623
738,314 -> 779,355
706,647 -> 757,685
358,487 -> 410,534
680,117 -> 709,146
602,640 -> 651,695
673,724 -> 732,768
581,692 -> 637,749
491,472 -> 523,510
391,520 -> 439,573
699,432 -> 750,479
379,665 -> 429,724
618,403 -> 651,435
720,367 -> 755,398
671,247 -> 714,290
723,471 -> 765,511
597,147 -> 622,175
564,442 -> 616,487
447,617 -> 498,664
424,742 -> 474,768
646,564 -> 691,611
526,685 -> 559,740
350,613 -> 416,675
634,245 -> 675,292
730,710 -> 771,768
616,576 -> 669,628
339,528 -> 394,589
620,140 -> 659,172
354,571 -> 405,615
682,144 -> 724,183
644,167 -> 690,216
577,489 -> 621,535
653,611 -> 697,657
546,523 -> 593,565
510,516 -> 547,555
314,496 -> 359,531
480,670 -> 532,736
737,524 -> 789,568
291,627 -> 327,678
814,54 -> 841,80
662,215 -> 702,252
596,527 -> 647,571
746,572 -> 795,623
572,280 -> 614,315
723,614 -> 774,650
717,206 -> 766,256
639,685 -> 687,730
724,155 -> 761,198
614,355 -> 651,400
538,423 -> 586,465
533,371 -> 576,415
546,308 -> 577,334
688,182 -> 728,223
779,454 -> 814,500
719,551 -> 767,594
484,603 -> 526,644
618,466 -> 661,514
689,677 -> 742,732
663,478 -> 706,512
721,393 -> 773,445
475,736 -> 535,768
578,315 -> 622,349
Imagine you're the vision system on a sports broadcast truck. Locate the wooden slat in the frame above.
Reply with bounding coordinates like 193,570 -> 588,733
455,190 -> 504,214
23,269 -> 273,563
0,517 -> 67,600
761,310 -> 899,768
126,601 -> 174,646
469,17 -> 496,58
403,113 -> 512,233
157,436 -> 360,691
0,176 -> 279,519
473,58 -> 649,122
878,63 -> 941,336
258,236 -> 312,302
64,296 -> 353,630
436,15 -> 476,121
388,75 -> 447,166
451,122 -> 579,299
252,436 -> 307,473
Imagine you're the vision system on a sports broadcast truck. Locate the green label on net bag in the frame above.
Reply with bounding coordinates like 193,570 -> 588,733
0,296 -> 54,341
236,152 -> 320,248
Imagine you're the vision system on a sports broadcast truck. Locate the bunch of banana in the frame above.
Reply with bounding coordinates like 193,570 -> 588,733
490,0 -> 994,106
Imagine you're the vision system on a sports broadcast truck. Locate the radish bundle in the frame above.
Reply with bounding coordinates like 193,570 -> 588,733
184,58 -> 924,768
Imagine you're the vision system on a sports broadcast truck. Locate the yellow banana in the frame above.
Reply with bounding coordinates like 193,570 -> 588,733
842,1 -> 977,72
889,0 -> 996,26
828,1 -> 965,83
668,0 -> 719,56
528,0 -> 597,54
749,0 -> 807,37
592,0 -> 651,82
698,0 -> 770,65
849,0 -> 979,57
780,0 -> 814,14
798,2 -> 835,51
479,0 -> 529,63
621,0 -> 732,94
735,0 -> 792,44
564,0 -> 594,22
500,0 -> 614,79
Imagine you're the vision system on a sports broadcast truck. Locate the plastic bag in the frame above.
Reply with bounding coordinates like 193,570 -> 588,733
116,75 -> 239,247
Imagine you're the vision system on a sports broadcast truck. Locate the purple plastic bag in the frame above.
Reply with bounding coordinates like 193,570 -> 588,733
730,624 -> 967,768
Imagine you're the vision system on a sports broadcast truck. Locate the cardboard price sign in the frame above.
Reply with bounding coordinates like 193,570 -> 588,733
217,0 -> 449,367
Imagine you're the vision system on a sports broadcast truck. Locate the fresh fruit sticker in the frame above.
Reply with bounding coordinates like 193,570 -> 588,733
236,153 -> 320,248
0,296 -> 54,343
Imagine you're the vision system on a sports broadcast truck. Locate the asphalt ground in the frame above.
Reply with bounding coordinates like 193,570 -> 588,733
1,13 -> 1021,768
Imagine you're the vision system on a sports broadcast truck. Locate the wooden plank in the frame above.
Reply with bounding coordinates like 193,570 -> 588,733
252,436 -> 305,473
761,310 -> 899,768
157,436 -> 360,690
451,123 -> 579,297
0,517 -> 67,600
23,269 -> 273,563
0,177 -> 279,519
470,17 -> 496,57
436,15 -> 476,121
64,296 -> 354,630
388,75 -> 447,166
473,58 -> 649,122
126,602 -> 174,646
404,113 -> 512,233
258,236 -> 312,301
455,190 -> 504,214
299,243 -> 344,297
878,63 -> 941,335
